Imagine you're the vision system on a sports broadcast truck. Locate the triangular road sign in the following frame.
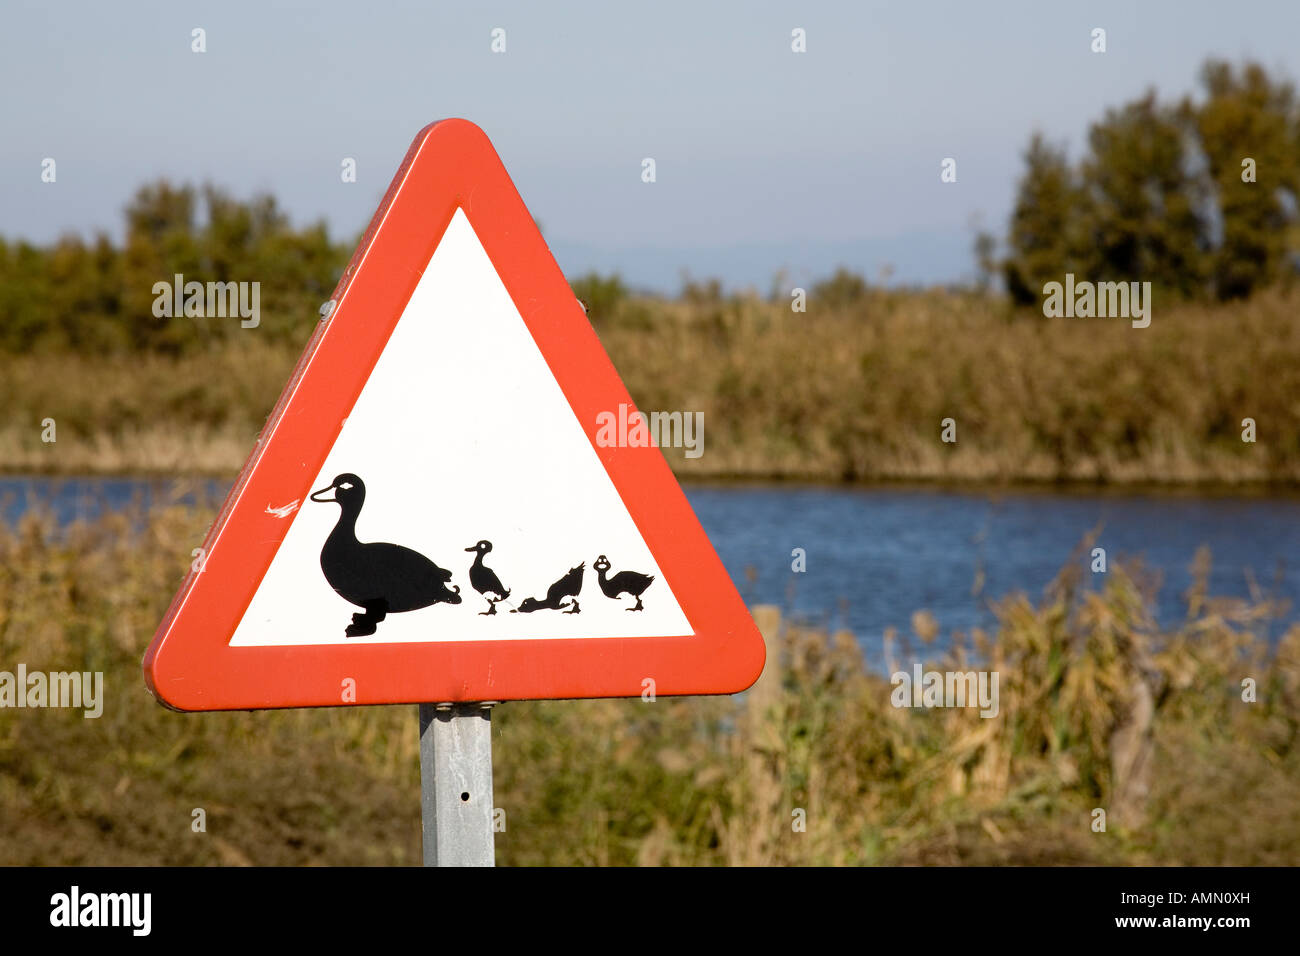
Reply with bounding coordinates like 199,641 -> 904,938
144,119 -> 765,711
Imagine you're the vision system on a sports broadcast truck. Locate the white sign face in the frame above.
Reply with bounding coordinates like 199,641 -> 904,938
230,209 -> 692,646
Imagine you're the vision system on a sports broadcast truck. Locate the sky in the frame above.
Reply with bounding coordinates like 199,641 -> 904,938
2,0 -> 1298,292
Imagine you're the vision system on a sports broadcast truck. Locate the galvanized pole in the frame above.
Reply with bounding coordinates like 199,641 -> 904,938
418,702 -> 496,866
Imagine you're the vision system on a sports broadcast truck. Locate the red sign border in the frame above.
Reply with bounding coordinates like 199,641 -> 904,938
143,119 -> 765,711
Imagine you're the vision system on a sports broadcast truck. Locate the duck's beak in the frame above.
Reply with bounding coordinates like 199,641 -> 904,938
309,482 -> 336,503
465,546 -> 477,552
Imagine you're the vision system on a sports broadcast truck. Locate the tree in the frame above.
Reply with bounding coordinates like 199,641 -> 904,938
999,60 -> 1300,306
973,231 -> 997,293
811,267 -> 870,310
1002,134 -> 1079,305
1191,60 -> 1300,299
1077,92 -> 1210,299
121,182 -> 202,351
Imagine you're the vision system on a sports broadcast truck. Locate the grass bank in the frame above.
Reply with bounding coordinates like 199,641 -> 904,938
0,503 -> 1296,865
4,288 -> 1300,484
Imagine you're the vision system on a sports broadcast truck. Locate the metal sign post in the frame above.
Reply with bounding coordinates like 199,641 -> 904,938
418,702 -> 496,866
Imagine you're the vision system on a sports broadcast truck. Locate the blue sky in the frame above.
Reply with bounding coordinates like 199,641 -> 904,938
2,0 -> 1298,291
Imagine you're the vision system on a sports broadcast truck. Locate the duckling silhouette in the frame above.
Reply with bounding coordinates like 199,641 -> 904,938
310,473 -> 461,637
593,555 -> 655,611
512,562 -> 584,614
465,540 -> 511,615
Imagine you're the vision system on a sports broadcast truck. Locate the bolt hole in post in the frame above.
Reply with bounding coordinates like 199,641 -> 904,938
418,702 -> 495,866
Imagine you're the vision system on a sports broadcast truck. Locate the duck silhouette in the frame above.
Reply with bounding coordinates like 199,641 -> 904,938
593,555 -> 655,611
465,540 -> 511,615
310,473 -> 461,637
512,562 -> 584,614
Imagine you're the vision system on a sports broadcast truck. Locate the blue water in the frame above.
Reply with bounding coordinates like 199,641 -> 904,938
0,476 -> 225,526
5,477 -> 1298,662
691,484 -> 1300,654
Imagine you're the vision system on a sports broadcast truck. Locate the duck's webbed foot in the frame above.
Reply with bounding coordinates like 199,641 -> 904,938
562,599 -> 581,614
346,600 -> 388,637
479,601 -> 497,616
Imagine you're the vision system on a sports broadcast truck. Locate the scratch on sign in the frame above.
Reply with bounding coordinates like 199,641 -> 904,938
265,500 -> 300,519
